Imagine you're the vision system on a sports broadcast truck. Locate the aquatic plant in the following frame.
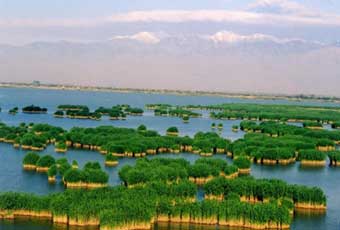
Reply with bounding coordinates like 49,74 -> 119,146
36,155 -> 56,168
22,152 -> 40,166
233,156 -> 251,169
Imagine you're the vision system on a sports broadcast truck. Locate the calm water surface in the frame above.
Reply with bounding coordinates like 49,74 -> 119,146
0,88 -> 340,230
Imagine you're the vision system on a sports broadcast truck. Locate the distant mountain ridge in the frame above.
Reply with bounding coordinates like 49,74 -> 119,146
0,33 -> 339,96
0,33 -> 328,55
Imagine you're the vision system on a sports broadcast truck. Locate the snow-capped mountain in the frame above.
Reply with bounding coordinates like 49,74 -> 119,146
0,32 -> 339,96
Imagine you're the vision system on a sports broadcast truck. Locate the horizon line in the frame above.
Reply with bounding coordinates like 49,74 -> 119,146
1,81 -> 339,103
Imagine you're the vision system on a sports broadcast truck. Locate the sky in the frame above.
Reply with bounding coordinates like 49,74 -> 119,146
0,0 -> 340,44
1,0 -> 340,17
0,0 -> 339,96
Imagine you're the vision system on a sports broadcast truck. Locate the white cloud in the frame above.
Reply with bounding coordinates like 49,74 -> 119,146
106,10 -> 340,26
207,30 -> 322,45
0,9 -> 340,28
112,32 -> 160,44
107,10 -> 258,23
247,0 -> 317,16
208,31 -> 276,43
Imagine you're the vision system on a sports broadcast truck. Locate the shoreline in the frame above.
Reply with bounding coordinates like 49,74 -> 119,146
0,210 -> 291,230
1,82 -> 340,103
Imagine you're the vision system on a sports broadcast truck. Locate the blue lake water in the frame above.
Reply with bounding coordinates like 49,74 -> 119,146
0,87 -> 340,230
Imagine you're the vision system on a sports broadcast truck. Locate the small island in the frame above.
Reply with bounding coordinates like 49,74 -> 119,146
298,150 -> 326,167
55,104 -> 144,121
55,142 -> 67,153
36,155 -> 56,172
188,158 -> 238,184
232,125 -> 239,132
204,176 -> 326,211
105,154 -> 119,166
22,152 -> 40,170
22,105 -> 47,114
2,156 -> 327,229
221,165 -> 239,179
24,156 -> 109,189
53,110 -> 64,118
328,151 -> 340,166
8,107 -> 19,115
125,107 -> 144,116
72,160 -> 79,169
66,109 -> 101,120
147,104 -> 201,118
166,126 -> 179,136
47,164 -> 57,183
233,156 -> 251,174
182,115 -> 189,123
57,104 -> 88,111
63,162 -> 109,189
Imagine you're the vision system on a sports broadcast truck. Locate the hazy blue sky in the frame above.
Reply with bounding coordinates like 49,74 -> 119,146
1,0 -> 340,17
0,0 -> 340,44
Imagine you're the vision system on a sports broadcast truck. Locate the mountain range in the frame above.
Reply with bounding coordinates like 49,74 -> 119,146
0,32 -> 339,96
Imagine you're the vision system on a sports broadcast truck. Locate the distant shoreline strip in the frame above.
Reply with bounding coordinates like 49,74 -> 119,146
0,82 -> 339,103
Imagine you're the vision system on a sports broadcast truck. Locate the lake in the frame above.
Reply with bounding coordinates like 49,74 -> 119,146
0,87 -> 339,230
